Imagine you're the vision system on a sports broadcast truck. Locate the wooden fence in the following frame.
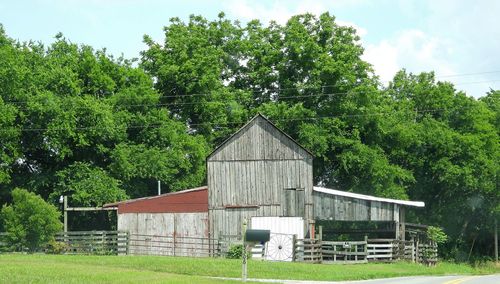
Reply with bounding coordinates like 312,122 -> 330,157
293,237 -> 437,264
322,240 -> 368,264
294,238 -> 322,263
366,239 -> 437,264
55,231 -> 129,255
54,231 -> 221,257
128,234 -> 219,257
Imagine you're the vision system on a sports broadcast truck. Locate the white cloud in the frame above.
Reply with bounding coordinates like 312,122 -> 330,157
363,29 -> 456,84
225,0 -> 326,24
223,0 -> 368,34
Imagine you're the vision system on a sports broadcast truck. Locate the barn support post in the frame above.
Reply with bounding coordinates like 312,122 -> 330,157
309,220 -> 316,239
395,221 -> 400,240
398,207 -> 406,241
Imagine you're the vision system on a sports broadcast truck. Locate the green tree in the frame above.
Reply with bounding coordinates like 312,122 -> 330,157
1,188 -> 62,252
50,162 -> 127,207
0,28 -> 209,211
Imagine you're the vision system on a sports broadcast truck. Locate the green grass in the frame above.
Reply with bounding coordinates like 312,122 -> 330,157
0,254 -> 498,283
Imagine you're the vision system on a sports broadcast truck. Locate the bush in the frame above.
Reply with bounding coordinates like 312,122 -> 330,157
427,226 -> 448,244
226,244 -> 244,259
45,240 -> 67,254
1,188 -> 63,252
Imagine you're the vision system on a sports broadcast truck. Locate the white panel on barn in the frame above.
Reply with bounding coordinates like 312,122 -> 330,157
250,216 -> 304,261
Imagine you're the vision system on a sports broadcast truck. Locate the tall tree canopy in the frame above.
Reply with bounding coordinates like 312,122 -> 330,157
0,12 -> 498,260
0,26 -> 209,209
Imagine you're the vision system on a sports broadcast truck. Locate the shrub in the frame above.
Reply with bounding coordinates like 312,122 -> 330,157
226,244 -> 244,259
1,188 -> 63,252
427,226 -> 448,244
45,240 -> 67,254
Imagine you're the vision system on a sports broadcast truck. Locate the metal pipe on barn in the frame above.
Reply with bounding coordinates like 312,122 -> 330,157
158,180 -> 161,195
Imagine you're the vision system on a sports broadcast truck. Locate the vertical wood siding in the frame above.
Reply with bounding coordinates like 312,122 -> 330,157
207,116 -> 314,240
312,191 -> 399,221
118,212 -> 209,256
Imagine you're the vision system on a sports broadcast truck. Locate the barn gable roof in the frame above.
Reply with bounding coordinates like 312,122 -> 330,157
313,186 -> 425,207
207,113 -> 314,160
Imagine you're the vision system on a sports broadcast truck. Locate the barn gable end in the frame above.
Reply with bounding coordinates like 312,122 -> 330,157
208,114 -> 313,161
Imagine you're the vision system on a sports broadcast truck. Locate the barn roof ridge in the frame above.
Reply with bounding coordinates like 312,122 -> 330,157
103,185 -> 207,208
313,186 -> 425,207
207,113 -> 314,159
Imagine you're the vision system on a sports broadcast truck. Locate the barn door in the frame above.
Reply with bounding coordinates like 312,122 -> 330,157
283,188 -> 305,217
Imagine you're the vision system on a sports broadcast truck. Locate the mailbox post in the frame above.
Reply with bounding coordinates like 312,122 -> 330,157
241,219 -> 270,282
242,219 -> 248,282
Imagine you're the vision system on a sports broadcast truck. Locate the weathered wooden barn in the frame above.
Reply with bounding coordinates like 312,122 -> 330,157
207,114 -> 314,241
108,114 -> 426,257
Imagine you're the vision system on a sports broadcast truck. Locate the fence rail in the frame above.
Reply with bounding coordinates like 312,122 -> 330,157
322,240 -> 368,264
293,237 -> 437,265
55,231 -> 129,255
127,234 -> 220,257
294,239 -> 322,263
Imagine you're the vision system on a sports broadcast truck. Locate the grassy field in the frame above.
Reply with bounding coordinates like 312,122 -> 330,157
0,254 -> 498,283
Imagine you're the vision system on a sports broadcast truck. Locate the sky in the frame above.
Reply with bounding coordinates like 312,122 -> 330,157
1,0 -> 499,98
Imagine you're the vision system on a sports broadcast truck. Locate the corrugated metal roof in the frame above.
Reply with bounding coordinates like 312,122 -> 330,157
103,186 -> 208,213
313,186 -> 425,207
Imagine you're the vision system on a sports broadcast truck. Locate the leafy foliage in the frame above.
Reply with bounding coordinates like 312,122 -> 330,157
51,162 -> 127,207
226,244 -> 244,259
1,188 -> 62,251
427,226 -> 448,244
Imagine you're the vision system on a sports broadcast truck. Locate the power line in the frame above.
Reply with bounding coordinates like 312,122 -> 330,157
436,70 -> 500,78
0,106 -> 474,133
3,76 -> 500,108
454,79 -> 500,86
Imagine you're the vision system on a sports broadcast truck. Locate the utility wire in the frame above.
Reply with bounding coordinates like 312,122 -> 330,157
0,106 -> 474,133
3,76 -> 499,108
436,70 -> 500,78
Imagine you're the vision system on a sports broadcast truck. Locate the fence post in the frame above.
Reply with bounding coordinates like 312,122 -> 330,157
127,232 -> 130,255
292,234 -> 297,262
318,230 -> 323,263
415,237 -> 419,263
102,231 -> 106,254
364,235 -> 368,262
393,239 -> 399,261
217,237 -> 222,257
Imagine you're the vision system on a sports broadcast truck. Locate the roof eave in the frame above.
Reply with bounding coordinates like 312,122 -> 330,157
313,186 -> 425,208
